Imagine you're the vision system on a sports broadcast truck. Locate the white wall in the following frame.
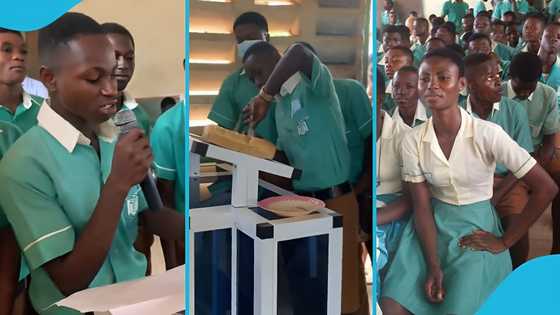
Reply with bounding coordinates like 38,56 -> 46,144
71,0 -> 185,99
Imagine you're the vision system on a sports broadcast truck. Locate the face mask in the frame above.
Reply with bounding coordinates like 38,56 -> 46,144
237,40 -> 263,60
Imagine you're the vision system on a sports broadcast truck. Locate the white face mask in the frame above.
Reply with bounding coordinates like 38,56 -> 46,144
237,39 -> 263,60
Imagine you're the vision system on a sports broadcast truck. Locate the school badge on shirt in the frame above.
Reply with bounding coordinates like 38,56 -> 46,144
126,190 -> 140,216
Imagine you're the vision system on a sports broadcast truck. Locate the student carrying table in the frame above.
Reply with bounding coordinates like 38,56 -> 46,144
462,53 -> 534,268
380,48 -> 557,315
0,13 -> 185,315
242,42 -> 368,315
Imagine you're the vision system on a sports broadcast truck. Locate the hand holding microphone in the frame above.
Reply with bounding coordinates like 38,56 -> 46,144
112,110 -> 163,211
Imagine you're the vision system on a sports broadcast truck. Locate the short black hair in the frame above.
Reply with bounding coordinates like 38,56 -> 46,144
410,11 -> 418,16
476,11 -> 491,19
438,22 -> 457,35
446,43 -> 465,58
233,11 -> 269,32
395,65 -> 418,77
242,41 -> 279,62
432,17 -> 445,26
38,12 -> 104,66
382,25 -> 401,36
467,32 -> 492,45
427,37 -> 445,45
492,20 -> 506,29
421,48 -> 465,77
510,52 -> 542,81
376,67 -> 385,94
0,28 -> 22,38
293,41 -> 317,55
463,14 -> 474,20
464,53 -> 494,77
525,12 -> 546,25
503,11 -> 516,19
415,17 -> 429,27
397,25 -> 411,42
160,96 -> 176,107
101,22 -> 135,47
387,46 -> 414,64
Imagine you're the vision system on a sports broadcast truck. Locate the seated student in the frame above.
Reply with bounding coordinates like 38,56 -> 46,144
434,22 -> 457,46
462,13 -> 475,34
462,53 -> 534,268
0,13 -> 185,315
101,23 -> 151,136
242,42 -> 368,315
502,53 -> 560,253
0,29 -> 44,133
467,33 -> 511,80
381,48 -> 557,315
0,121 -> 23,315
503,10 -> 517,24
492,20 -> 509,45
411,18 -> 430,66
474,12 -> 516,61
493,0 -> 517,21
375,68 -> 411,299
381,25 -> 411,64
538,23 -> 560,92
205,12 -> 276,205
441,0 -> 469,33
516,12 -> 545,54
391,66 -> 428,129
474,0 -> 487,17
383,46 -> 415,112
425,37 -> 446,52
506,22 -> 520,48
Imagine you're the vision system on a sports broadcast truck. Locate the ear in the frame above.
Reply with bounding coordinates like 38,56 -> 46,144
39,65 -> 56,95
458,76 -> 467,92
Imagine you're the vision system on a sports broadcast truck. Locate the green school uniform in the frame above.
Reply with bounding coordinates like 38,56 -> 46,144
333,79 -> 372,184
493,1 -> 514,20
275,54 -> 350,191
442,1 -> 469,32
550,0 -> 560,17
502,81 -> 560,148
151,102 -> 186,213
382,11 -> 390,26
0,121 -> 21,228
474,0 -> 487,16
494,42 -> 516,61
460,97 -> 534,175
411,43 -> 427,67
517,0 -> 530,14
0,105 -> 148,315
499,59 -> 511,81
0,92 -> 43,133
540,57 -> 560,93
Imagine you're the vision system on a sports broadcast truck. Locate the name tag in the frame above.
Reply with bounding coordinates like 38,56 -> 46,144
126,194 -> 139,216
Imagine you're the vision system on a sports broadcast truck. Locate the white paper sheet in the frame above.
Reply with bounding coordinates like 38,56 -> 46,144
56,265 -> 185,315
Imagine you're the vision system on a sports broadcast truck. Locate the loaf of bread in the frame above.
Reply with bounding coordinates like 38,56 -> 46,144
201,125 -> 277,160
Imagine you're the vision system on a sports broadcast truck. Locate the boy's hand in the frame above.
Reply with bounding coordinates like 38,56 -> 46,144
109,129 -> 152,191
243,95 -> 270,127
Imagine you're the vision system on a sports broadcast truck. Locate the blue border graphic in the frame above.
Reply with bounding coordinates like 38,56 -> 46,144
0,0 -> 80,31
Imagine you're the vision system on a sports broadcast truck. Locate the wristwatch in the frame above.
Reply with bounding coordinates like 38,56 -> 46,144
259,87 -> 274,103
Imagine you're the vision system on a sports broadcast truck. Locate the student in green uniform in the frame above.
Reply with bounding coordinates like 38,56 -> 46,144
425,37 -> 446,52
382,0 -> 395,26
474,12 -> 516,60
411,18 -> 430,66
462,14 -> 475,34
467,33 -> 511,80
434,22 -> 457,46
517,13 -> 545,54
383,46 -> 415,112
503,53 -> 560,253
150,101 -> 186,269
0,28 -> 43,133
381,48 -> 557,315
0,13 -> 185,315
101,23 -> 151,136
550,0 -> 560,20
492,20 -> 509,45
391,66 -> 428,129
493,0 -> 517,21
242,41 -> 368,315
381,25 -> 410,66
463,53 -> 534,268
441,0 -> 469,32
205,12 -> 276,205
0,121 -> 22,315
506,22 -> 520,48
474,0 -> 488,16
538,23 -> 560,92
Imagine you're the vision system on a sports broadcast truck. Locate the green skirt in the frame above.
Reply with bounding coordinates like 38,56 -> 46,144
382,199 -> 512,315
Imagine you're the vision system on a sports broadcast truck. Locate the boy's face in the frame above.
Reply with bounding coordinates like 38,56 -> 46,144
382,32 -> 402,52
506,26 -> 519,46
389,10 -> 398,24
392,70 -> 419,110
511,77 -> 537,100
474,16 -> 491,35
44,34 -> 118,124
418,57 -> 465,111
0,32 -> 27,86
541,25 -> 560,53
106,33 -> 134,92
491,25 -> 506,44
234,24 -> 267,44
243,53 -> 276,89
384,49 -> 412,79
467,61 -> 502,104
435,28 -> 455,46
503,14 -> 515,24
523,18 -> 544,44
468,39 -> 492,55
413,20 -> 428,39
462,17 -> 474,32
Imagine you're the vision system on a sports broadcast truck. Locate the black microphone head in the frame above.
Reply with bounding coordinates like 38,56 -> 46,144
113,109 -> 139,136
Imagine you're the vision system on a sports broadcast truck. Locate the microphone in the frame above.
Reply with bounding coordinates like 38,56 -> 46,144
114,109 -> 164,211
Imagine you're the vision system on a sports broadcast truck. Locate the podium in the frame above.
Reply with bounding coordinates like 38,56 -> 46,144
189,136 -> 343,315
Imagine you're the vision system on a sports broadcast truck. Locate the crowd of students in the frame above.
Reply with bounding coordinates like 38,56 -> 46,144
0,12 -> 186,315
377,2 -> 560,314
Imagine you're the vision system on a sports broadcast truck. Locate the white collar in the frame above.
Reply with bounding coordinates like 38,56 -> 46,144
380,111 -> 398,140
466,95 -> 500,118
37,102 -> 117,153
391,100 -> 427,125
122,91 -> 139,110
280,72 -> 302,96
